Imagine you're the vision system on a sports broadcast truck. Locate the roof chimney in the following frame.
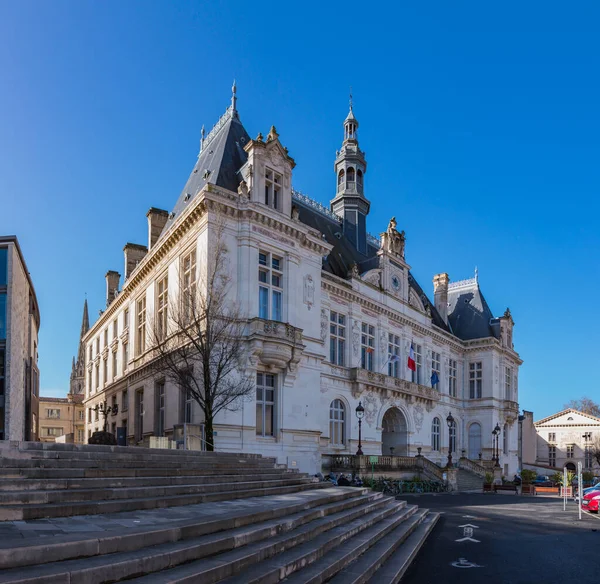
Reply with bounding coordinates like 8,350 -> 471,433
146,208 -> 169,250
433,273 -> 450,324
123,243 -> 148,280
105,271 -> 121,307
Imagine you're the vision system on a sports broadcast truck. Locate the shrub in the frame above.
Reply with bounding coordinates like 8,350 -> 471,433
88,431 -> 117,446
521,469 -> 537,484
582,471 -> 595,483
484,472 -> 494,484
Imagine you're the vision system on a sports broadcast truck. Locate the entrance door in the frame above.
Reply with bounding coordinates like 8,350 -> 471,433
381,408 -> 408,456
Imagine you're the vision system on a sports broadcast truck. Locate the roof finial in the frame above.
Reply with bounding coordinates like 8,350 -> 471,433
231,79 -> 237,112
349,86 -> 353,112
475,266 -> 478,283
199,124 -> 206,155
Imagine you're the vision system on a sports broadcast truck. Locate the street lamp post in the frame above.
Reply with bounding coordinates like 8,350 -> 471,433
355,402 -> 365,456
494,422 -> 501,467
446,411 -> 455,468
90,401 -> 119,433
492,427 -> 497,463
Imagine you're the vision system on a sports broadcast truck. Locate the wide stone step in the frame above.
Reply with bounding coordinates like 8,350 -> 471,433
0,481 -> 332,521
0,458 -> 280,469
0,477 -> 316,505
125,499 -> 408,584
217,504 -> 419,584
367,511 -> 440,583
0,487 -> 368,571
323,509 -> 433,584
0,489 -> 382,582
0,471 -> 297,492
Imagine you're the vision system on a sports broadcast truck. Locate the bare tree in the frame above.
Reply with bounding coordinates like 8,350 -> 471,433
563,397 -> 600,418
149,216 -> 253,451
591,436 -> 600,470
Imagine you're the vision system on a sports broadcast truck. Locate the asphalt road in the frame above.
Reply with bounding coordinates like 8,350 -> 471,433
402,493 -> 600,584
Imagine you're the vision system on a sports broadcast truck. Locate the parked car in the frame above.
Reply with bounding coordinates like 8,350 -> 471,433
580,489 -> 600,513
583,482 -> 600,496
532,475 -> 554,487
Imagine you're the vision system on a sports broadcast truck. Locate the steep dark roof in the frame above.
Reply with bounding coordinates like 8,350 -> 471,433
160,107 -> 250,237
293,195 -> 450,333
447,280 -> 498,340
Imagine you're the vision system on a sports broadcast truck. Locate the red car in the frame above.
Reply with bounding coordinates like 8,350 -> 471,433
581,489 -> 600,512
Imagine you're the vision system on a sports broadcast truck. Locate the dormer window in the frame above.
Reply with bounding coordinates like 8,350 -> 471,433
264,168 -> 282,210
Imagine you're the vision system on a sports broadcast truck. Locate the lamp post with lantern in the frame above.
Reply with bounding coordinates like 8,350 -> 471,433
446,411 -> 455,468
355,402 -> 365,456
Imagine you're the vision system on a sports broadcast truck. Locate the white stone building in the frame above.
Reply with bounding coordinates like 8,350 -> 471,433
0,235 -> 40,441
83,89 -> 522,475
526,409 -> 600,474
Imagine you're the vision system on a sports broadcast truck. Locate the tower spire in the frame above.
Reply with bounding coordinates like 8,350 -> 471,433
80,298 -> 89,338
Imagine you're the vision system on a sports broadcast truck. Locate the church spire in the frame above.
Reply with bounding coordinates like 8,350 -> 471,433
330,96 -> 370,254
70,298 -> 89,395
80,298 -> 89,338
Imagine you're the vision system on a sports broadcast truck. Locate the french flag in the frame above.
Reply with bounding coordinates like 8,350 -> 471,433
407,344 -> 416,371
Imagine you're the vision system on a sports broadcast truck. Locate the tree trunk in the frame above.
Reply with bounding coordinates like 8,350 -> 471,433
204,411 -> 215,452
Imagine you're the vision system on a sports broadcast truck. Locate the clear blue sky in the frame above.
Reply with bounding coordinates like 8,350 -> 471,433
1,1 -> 598,421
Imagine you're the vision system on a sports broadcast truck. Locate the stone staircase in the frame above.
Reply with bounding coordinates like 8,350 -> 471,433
0,442 -> 439,583
456,468 -> 484,492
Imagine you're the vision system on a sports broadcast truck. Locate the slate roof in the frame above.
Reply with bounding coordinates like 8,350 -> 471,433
160,107 -> 250,238
447,279 -> 499,340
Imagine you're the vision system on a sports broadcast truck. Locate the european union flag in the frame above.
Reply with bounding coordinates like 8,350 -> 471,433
431,371 -> 439,388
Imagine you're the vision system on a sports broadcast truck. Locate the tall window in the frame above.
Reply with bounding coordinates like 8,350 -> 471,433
123,342 -> 129,373
548,432 -> 556,442
503,423 -> 508,455
548,445 -> 556,467
135,390 -> 144,441
77,429 -> 85,443
585,447 -> 593,469
103,358 -> 108,387
469,362 -> 482,399
256,373 -> 275,437
258,252 -> 283,321
181,249 -> 197,322
264,168 -> 282,210
156,276 -> 168,341
505,367 -> 512,400
412,344 -> 422,385
44,427 -> 64,437
431,351 -> 441,388
113,318 -> 118,338
448,359 -> 457,397
122,389 -> 128,412
123,307 -> 129,330
95,363 -> 99,391
468,423 -> 482,459
156,381 -> 165,437
567,445 -> 574,458
78,410 -> 85,421
361,323 -> 375,371
329,399 -> 346,446
112,350 -> 118,380
136,296 -> 146,356
103,329 -> 108,348
388,334 -> 400,378
431,417 -> 441,451
329,312 -> 346,366
449,420 -> 457,455
185,389 -> 193,424
46,409 -> 60,419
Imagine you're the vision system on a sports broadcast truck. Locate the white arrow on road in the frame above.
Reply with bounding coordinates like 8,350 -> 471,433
458,523 -> 479,528
456,536 -> 480,543
455,526 -> 480,542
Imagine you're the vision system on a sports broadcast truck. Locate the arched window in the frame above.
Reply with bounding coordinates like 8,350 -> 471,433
431,417 -> 440,451
338,169 -> 345,186
357,169 -> 363,186
329,399 -> 346,446
503,423 -> 508,455
468,423 -> 481,460
347,167 -> 355,184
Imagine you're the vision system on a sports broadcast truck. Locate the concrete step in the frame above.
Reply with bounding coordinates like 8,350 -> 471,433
0,481 -> 332,521
125,501 -> 408,584
0,471 -> 298,492
0,489 -> 381,582
0,477 -> 316,505
282,508 -> 427,584
0,487 -> 368,570
368,511 -> 440,583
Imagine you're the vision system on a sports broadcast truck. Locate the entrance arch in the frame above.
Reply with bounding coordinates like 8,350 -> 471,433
565,462 -> 576,473
381,407 -> 408,456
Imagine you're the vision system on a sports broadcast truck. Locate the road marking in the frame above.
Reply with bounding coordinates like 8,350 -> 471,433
458,523 -> 479,528
455,537 -> 481,542
462,515 -> 477,518
451,558 -> 483,568
455,526 -> 480,542
582,509 -> 600,521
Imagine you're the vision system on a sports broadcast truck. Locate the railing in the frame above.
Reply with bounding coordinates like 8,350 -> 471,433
350,368 -> 441,404
247,317 -> 303,344
458,457 -> 487,477
322,453 -> 444,480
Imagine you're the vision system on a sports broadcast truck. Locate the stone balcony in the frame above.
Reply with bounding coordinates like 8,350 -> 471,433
247,318 -> 305,371
348,367 -> 441,407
